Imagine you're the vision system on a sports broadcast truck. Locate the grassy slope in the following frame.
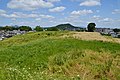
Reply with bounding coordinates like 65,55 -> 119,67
0,31 -> 120,80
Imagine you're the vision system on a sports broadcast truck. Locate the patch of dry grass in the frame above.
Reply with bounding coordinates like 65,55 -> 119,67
46,49 -> 120,80
62,32 -> 120,43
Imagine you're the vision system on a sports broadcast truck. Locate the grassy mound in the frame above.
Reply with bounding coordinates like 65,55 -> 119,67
0,31 -> 120,80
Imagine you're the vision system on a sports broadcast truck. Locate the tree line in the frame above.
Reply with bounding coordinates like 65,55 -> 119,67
0,26 -> 32,31
0,23 -> 97,32
0,23 -> 120,32
0,25 -> 58,31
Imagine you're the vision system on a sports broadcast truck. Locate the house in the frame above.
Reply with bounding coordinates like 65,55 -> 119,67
96,28 -> 114,34
0,37 -> 2,40
95,28 -> 120,38
116,32 -> 120,38
0,33 -> 5,40
5,30 -> 26,37
7,30 -> 26,35
111,33 -> 120,38
111,33 -> 118,38
95,28 -> 103,33
0,34 -> 2,40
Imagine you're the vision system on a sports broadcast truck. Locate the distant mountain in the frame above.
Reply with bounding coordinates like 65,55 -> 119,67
55,23 -> 84,31
56,23 -> 74,29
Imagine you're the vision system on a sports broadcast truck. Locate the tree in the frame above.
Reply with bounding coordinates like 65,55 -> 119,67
3,26 -> 14,31
113,28 -> 120,32
34,26 -> 43,31
18,26 -> 32,31
87,23 -> 96,32
0,27 -> 3,31
47,27 -> 59,31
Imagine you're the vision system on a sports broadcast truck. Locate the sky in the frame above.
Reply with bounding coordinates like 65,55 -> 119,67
0,0 -> 120,28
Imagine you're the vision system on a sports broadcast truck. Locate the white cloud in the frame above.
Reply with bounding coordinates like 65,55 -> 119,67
0,10 -> 54,19
7,0 -> 54,10
71,9 -> 93,16
47,0 -> 60,2
93,15 -> 101,20
80,0 -> 101,6
62,9 -> 94,25
92,15 -> 113,22
39,14 -> 54,19
49,6 -> 66,12
112,9 -> 120,14
94,17 -> 113,23
11,18 -> 16,21
1,12 -> 38,18
0,9 -> 6,14
101,18 -> 113,22
35,18 -> 41,21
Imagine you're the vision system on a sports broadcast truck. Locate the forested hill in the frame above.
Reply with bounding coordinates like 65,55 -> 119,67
55,23 -> 83,30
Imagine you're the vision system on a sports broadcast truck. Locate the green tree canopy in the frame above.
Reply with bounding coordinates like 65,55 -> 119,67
3,26 -> 14,31
47,27 -> 59,31
0,27 -> 4,31
18,26 -> 32,31
34,26 -> 43,31
113,28 -> 120,32
87,23 -> 96,32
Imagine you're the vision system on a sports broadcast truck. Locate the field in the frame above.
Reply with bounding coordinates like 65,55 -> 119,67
0,31 -> 120,80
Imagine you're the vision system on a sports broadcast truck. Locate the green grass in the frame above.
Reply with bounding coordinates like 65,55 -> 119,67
0,31 -> 120,80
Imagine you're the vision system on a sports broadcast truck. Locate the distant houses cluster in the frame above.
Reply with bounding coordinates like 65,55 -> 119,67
0,30 -> 26,41
95,28 -> 120,38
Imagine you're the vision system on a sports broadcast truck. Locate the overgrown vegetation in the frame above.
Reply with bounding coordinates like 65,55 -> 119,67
0,31 -> 120,80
